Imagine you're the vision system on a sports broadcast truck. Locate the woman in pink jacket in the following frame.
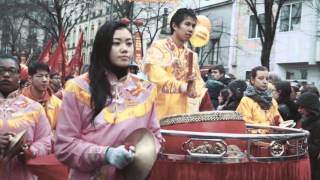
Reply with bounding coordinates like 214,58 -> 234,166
54,21 -> 162,179
0,55 -> 52,179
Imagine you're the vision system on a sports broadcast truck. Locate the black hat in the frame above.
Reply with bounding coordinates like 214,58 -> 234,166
296,92 -> 320,114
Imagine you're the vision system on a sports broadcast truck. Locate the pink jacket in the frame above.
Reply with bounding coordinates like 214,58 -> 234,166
55,73 -> 162,180
0,91 -> 52,180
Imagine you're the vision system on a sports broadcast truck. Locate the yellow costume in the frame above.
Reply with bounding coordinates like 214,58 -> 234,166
143,37 -> 206,119
22,86 -> 61,129
236,96 -> 282,125
45,95 -> 62,129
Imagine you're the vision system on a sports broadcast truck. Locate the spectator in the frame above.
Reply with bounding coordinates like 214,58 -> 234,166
296,92 -> 320,180
236,66 -> 283,125
224,80 -> 247,110
273,81 -> 301,123
216,87 -> 231,110
206,65 -> 230,109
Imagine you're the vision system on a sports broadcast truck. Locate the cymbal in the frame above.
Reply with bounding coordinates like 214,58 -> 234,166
122,128 -> 157,180
6,130 -> 26,160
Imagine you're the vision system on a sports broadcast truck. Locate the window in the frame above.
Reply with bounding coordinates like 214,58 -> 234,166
245,71 -> 251,80
248,14 -> 265,38
280,3 -> 301,32
208,39 -> 219,64
286,69 -> 307,80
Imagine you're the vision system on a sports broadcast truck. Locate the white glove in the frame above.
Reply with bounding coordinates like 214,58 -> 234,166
104,145 -> 135,169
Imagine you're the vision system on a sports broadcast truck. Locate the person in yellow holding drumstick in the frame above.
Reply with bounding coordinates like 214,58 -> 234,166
143,8 -> 211,120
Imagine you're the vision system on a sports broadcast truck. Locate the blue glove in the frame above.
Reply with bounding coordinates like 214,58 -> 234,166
104,145 -> 135,169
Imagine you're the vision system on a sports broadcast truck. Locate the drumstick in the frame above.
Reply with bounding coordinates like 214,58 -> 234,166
187,51 -> 193,76
187,51 -> 194,94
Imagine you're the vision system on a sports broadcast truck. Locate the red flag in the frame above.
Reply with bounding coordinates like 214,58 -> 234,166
67,32 -> 84,76
38,38 -> 52,64
49,30 -> 67,74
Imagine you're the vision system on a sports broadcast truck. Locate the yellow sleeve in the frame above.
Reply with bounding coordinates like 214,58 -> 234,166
47,95 -> 62,129
236,97 -> 255,124
144,46 -> 184,94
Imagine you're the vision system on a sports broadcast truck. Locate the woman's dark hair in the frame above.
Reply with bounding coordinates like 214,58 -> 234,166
300,85 -> 320,97
228,80 -> 247,101
89,21 -> 130,123
170,8 -> 197,34
219,88 -> 230,105
274,81 -> 291,103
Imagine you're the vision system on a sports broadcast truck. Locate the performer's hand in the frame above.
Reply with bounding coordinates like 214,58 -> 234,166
0,132 -> 15,149
0,132 -> 16,157
17,144 -> 33,164
186,73 -> 196,83
105,145 -> 135,169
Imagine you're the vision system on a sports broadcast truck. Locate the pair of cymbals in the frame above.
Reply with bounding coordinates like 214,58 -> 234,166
121,128 -> 157,180
6,130 -> 26,160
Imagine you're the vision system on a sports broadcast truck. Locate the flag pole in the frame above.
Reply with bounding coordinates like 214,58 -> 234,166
61,30 -> 66,85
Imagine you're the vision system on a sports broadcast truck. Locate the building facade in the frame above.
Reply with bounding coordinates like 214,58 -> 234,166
230,0 -> 320,86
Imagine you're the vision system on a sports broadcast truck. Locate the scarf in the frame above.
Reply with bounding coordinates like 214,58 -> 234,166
244,85 -> 273,110
22,86 -> 52,106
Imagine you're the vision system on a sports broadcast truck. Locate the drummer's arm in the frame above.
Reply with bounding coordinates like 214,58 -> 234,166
54,83 -> 108,172
144,47 -> 185,94
29,107 -> 52,157
236,97 -> 255,124
144,64 -> 185,94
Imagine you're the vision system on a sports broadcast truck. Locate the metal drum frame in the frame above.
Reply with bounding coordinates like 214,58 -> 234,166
159,124 -> 309,163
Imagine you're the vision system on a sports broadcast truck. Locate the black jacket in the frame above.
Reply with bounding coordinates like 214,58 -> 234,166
302,114 -> 320,180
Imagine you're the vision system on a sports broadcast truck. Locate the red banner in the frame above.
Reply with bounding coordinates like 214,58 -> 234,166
48,30 -> 67,81
67,32 -> 84,76
38,38 -> 52,64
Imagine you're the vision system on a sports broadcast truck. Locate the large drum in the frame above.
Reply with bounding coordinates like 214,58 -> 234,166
160,111 -> 247,155
149,111 -> 311,180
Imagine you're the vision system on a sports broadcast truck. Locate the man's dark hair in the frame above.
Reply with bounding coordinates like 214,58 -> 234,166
251,66 -> 268,80
210,65 -> 225,74
28,62 -> 50,76
50,72 -> 60,79
170,8 -> 197,34
0,54 -> 20,72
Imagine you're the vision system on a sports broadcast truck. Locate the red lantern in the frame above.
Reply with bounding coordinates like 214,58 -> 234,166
120,17 -> 130,25
134,19 -> 144,27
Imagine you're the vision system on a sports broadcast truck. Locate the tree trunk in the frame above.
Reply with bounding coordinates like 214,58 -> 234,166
260,43 -> 272,69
